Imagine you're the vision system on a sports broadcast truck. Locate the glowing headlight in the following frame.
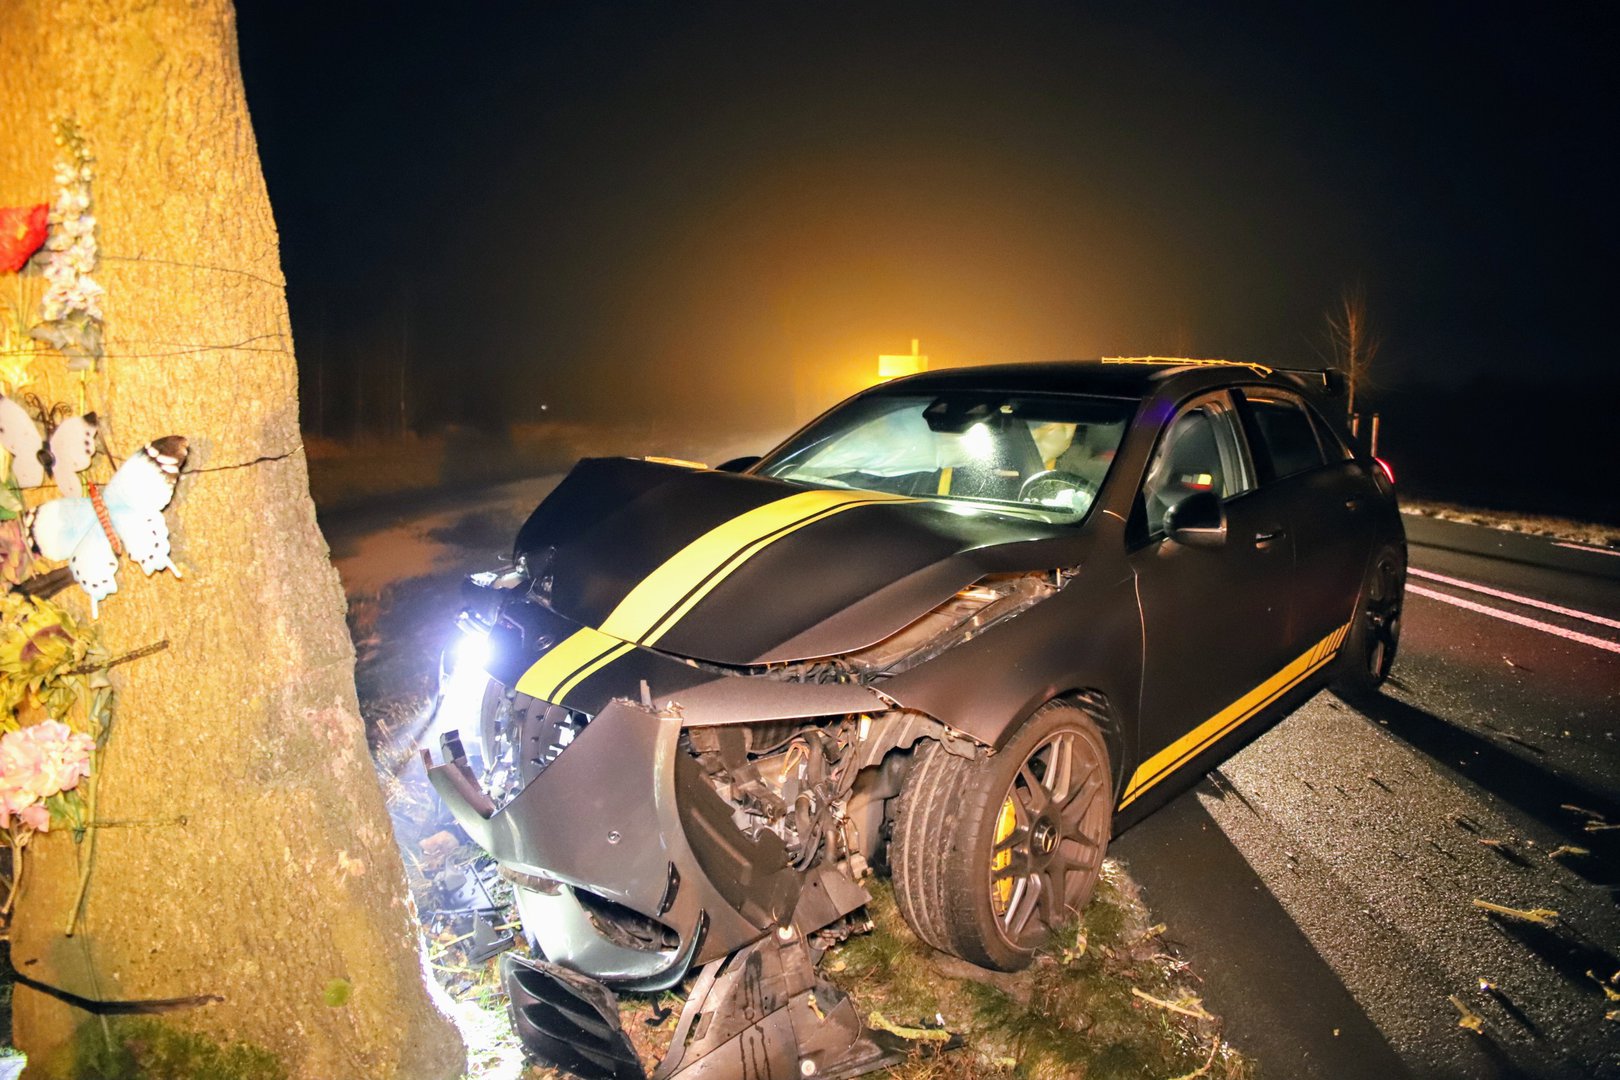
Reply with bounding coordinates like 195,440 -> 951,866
430,622 -> 494,756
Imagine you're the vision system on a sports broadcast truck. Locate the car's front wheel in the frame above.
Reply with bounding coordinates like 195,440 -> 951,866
891,701 -> 1113,971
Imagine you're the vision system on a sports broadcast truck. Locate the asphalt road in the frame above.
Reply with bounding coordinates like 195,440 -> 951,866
1114,513 -> 1620,1080
325,487 -> 1620,1080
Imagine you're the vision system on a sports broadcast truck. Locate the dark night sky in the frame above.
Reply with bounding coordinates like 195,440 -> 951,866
235,2 -> 1614,431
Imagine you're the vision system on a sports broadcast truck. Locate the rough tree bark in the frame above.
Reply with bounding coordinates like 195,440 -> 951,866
0,2 -> 465,1076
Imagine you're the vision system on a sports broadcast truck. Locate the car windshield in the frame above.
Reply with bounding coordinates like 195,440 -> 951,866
757,392 -> 1136,522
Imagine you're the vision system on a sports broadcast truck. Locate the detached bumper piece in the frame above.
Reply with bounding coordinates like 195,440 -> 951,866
503,927 -> 914,1080
504,955 -> 646,1080
653,929 -> 911,1080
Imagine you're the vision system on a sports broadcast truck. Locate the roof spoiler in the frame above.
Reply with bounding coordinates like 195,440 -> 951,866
1275,367 -> 1346,397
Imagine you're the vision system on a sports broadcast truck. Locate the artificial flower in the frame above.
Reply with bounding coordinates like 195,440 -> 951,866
0,518 -> 31,585
0,205 -> 48,273
0,593 -> 85,684
0,720 -> 93,831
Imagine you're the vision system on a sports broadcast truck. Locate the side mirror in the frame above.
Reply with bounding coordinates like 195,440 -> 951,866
1165,489 -> 1227,548
715,455 -> 761,474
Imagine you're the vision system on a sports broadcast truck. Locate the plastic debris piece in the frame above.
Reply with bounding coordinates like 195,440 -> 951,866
466,911 -> 516,964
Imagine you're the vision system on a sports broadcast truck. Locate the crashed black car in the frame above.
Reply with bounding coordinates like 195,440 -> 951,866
426,357 -> 1406,1078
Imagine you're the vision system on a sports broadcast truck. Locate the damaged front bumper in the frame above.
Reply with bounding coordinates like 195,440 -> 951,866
423,586 -> 954,1077
427,695 -> 800,989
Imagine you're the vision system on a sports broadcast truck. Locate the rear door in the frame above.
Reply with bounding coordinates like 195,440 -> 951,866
1235,389 -> 1377,649
1124,391 -> 1295,810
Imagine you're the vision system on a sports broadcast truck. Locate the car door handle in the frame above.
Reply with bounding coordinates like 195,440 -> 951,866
1254,528 -> 1285,547
1344,496 -> 1363,511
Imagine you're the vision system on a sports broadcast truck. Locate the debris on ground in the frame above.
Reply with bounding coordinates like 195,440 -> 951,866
1449,994 -> 1486,1034
1471,899 -> 1560,927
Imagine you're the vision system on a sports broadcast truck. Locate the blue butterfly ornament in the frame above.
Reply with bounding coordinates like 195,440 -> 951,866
27,437 -> 188,616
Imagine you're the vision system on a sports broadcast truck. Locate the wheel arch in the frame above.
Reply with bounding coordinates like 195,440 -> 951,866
1048,687 -> 1128,810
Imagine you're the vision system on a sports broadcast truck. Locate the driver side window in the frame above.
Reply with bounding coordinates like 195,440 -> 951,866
1141,399 -> 1251,536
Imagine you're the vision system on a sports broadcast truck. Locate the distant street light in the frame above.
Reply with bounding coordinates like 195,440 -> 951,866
877,338 -> 928,382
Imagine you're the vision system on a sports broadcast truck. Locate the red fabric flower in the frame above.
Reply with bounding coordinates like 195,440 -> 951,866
0,204 -> 49,273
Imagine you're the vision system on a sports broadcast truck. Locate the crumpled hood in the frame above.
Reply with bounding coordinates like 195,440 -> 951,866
514,457 -> 1084,665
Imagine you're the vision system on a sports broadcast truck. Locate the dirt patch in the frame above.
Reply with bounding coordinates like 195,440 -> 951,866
1402,500 -> 1620,549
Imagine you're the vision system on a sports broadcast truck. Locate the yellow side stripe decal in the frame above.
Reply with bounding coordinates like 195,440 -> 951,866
1118,622 -> 1350,809
515,488 -> 908,704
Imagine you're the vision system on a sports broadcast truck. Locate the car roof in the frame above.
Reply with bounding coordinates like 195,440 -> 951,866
878,357 -> 1340,401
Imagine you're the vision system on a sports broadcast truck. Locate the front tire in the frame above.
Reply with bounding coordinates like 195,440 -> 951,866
891,701 -> 1113,971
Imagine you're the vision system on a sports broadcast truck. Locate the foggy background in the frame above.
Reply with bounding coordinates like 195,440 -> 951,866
236,2 -> 1617,520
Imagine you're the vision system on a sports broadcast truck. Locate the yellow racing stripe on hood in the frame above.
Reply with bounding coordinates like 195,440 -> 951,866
516,487 -> 908,704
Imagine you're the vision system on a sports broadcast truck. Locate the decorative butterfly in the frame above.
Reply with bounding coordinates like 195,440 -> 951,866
0,394 -> 99,498
28,437 -> 188,616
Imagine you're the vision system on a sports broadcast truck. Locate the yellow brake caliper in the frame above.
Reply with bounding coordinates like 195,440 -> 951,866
990,796 -> 1017,915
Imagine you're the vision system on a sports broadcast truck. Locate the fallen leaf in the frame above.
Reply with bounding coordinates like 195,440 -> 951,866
1549,845 -> 1590,860
1449,994 -> 1485,1034
866,1011 -> 953,1041
419,829 -> 459,868
1131,987 -> 1214,1021
1471,899 -> 1559,926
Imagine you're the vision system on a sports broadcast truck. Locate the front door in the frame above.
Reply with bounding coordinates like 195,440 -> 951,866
1123,392 -> 1296,811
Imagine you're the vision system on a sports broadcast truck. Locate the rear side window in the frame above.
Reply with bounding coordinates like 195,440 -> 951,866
1243,395 -> 1325,479
1306,405 -> 1355,462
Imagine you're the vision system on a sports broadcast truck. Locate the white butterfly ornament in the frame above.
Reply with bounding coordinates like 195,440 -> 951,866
0,394 -> 99,498
29,437 -> 188,616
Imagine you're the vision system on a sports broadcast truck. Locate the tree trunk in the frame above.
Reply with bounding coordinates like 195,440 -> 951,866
0,2 -> 465,1076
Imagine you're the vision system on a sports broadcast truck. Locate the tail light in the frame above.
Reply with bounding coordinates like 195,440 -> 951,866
1374,457 -> 1396,485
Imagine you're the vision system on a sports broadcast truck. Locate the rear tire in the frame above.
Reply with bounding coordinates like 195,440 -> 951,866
1333,546 -> 1405,703
891,701 -> 1112,971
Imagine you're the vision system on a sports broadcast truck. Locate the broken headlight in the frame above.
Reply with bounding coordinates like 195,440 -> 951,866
479,687 -> 590,813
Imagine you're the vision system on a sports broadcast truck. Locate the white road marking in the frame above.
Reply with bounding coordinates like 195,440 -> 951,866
1408,567 -> 1620,631
1555,540 -> 1620,558
1405,583 -> 1620,656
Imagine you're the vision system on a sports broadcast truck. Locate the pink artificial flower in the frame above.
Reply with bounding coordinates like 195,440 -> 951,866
0,204 -> 49,273
0,721 -> 93,830
17,802 -> 49,831
0,519 -> 31,585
